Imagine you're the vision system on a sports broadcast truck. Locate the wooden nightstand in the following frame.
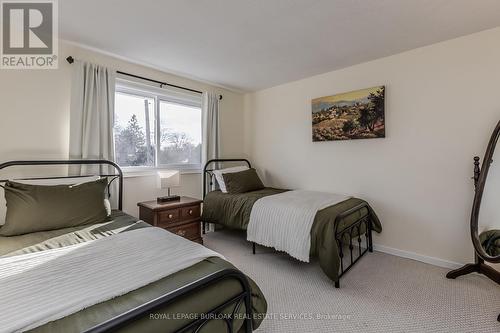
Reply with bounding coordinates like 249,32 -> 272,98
138,197 -> 203,244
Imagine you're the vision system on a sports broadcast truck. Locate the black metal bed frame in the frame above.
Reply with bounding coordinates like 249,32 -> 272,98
334,202 -> 373,288
0,159 -> 254,333
85,268 -> 253,333
0,159 -> 124,210
202,159 -> 373,288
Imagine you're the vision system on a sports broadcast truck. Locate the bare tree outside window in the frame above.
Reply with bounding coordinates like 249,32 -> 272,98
114,92 -> 155,167
114,88 -> 202,170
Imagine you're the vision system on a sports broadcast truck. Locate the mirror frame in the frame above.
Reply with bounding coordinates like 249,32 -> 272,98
471,120 -> 500,263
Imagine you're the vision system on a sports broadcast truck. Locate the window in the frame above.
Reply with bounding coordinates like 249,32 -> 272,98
114,81 -> 202,171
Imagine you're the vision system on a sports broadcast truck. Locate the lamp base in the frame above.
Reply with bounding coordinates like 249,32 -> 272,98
157,195 -> 181,203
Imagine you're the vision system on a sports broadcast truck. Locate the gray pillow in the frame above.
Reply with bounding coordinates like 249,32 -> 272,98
222,168 -> 265,194
0,178 -> 109,236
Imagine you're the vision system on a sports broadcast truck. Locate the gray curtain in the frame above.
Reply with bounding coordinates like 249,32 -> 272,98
69,60 -> 117,205
202,92 -> 220,167
202,92 -> 220,232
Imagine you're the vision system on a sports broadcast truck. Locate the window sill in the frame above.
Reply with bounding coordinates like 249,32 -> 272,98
123,169 -> 201,179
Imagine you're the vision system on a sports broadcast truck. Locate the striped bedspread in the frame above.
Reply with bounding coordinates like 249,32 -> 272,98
247,190 -> 349,262
0,227 -> 223,333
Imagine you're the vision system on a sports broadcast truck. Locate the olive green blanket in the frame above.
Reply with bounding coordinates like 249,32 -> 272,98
202,188 -> 382,282
0,211 -> 267,333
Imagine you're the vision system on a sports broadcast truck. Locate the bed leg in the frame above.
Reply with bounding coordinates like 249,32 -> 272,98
202,222 -> 206,235
334,280 -> 340,288
368,222 -> 373,252
252,242 -> 256,255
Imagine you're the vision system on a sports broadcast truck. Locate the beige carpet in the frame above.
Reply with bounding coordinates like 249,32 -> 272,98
203,230 -> 500,333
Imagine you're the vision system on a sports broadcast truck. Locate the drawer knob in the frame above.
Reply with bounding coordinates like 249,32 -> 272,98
176,230 -> 186,237
168,214 -> 173,219
188,209 -> 193,215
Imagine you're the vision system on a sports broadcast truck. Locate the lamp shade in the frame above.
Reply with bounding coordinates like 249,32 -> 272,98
157,170 -> 180,189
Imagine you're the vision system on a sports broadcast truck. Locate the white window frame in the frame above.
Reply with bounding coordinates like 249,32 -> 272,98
115,79 -> 203,175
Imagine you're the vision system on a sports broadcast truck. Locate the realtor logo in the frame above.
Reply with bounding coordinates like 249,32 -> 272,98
1,0 -> 58,69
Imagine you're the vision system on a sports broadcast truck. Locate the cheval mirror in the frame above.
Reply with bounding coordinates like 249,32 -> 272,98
446,120 -> 500,322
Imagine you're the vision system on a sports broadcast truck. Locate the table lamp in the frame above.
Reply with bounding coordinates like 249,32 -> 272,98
157,170 -> 180,203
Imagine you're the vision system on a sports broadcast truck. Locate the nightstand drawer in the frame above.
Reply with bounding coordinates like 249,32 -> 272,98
181,205 -> 200,219
158,208 -> 180,224
169,222 -> 200,240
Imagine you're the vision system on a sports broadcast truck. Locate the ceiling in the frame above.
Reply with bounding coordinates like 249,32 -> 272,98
60,0 -> 500,92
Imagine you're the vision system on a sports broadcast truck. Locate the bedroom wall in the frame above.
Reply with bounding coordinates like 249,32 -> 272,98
243,27 -> 500,266
0,40 -> 245,217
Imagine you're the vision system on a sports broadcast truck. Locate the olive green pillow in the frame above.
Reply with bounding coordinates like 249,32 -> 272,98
222,168 -> 265,194
0,178 -> 109,236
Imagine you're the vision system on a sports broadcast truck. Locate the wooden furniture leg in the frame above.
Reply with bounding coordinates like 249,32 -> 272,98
446,256 -> 500,322
446,256 -> 500,284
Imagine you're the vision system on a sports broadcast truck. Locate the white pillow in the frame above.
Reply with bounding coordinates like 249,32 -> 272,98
213,166 -> 249,193
0,176 -> 110,226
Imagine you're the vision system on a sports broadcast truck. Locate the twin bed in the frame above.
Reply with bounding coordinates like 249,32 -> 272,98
201,159 -> 382,288
0,158 -> 382,332
0,160 -> 266,333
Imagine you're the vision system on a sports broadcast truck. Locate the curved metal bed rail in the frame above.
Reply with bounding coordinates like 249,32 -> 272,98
84,268 -> 253,333
0,159 -> 124,210
333,202 -> 372,288
203,159 -> 251,199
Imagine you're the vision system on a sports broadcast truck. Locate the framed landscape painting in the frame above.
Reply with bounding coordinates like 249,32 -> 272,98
312,86 -> 385,141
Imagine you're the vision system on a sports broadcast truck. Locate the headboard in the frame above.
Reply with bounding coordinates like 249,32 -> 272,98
0,159 -> 124,210
203,159 -> 251,198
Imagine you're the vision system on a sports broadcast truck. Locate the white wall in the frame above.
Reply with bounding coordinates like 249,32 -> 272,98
0,41 -> 245,217
244,27 -> 500,265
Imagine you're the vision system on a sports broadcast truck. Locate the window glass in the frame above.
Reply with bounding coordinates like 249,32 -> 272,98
158,100 -> 202,167
114,92 -> 155,167
113,84 -> 203,171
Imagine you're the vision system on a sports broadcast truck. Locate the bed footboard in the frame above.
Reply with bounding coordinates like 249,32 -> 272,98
84,269 -> 254,333
334,202 -> 373,288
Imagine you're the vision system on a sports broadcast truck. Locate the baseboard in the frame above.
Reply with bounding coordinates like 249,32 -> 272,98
373,244 -> 463,269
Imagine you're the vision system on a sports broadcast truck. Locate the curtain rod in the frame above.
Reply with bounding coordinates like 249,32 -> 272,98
66,56 -> 222,100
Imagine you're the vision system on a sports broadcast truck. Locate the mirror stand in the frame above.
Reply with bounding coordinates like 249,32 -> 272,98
446,253 -> 500,284
446,156 -> 500,286
448,252 -> 500,322
445,145 -> 500,322
447,256 -> 500,322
